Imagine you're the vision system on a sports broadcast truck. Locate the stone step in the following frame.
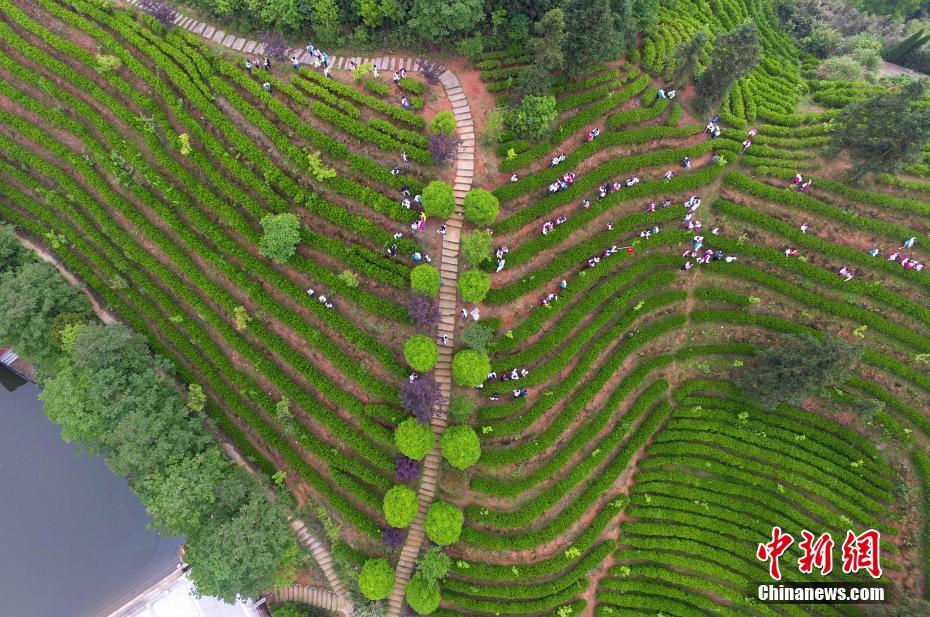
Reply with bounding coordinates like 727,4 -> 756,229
243,39 -> 256,53
202,26 -> 215,38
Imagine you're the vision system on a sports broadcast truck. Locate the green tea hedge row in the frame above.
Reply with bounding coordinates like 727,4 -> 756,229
461,397 -> 668,551
499,74 -> 653,172
493,125 -> 705,204
0,156 -> 384,537
301,68 -> 425,129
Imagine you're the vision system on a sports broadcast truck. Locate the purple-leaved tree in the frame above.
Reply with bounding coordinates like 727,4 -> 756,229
396,454 -> 421,483
402,375 -> 440,423
408,292 -> 440,330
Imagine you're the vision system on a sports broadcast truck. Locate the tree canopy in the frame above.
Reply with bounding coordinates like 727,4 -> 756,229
671,29 -> 709,88
441,425 -> 482,469
359,558 -> 395,600
461,230 -> 493,267
0,261 -> 91,372
422,181 -> 456,218
507,95 -> 557,140
383,484 -> 419,528
395,417 -> 436,460
258,213 -> 301,264
405,571 -> 441,615
463,189 -> 500,226
410,264 -> 441,298
38,322 -> 297,602
737,333 -> 862,408
530,8 -> 565,72
404,334 -> 439,372
695,23 -> 762,112
0,224 -> 31,274
831,80 -> 930,179
561,0 -> 617,75
452,350 -> 491,387
457,269 -> 491,303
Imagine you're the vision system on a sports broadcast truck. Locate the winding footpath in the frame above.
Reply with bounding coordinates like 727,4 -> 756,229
120,2 -> 475,613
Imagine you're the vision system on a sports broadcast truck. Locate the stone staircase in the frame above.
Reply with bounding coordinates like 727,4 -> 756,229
385,69 -> 473,617
125,0 -> 431,74
267,584 -> 343,612
121,2 -> 477,613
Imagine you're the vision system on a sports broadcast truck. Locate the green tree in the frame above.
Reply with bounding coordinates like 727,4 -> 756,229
359,558 -> 395,600
452,350 -> 490,387
457,269 -> 491,303
416,546 -> 451,579
463,188 -> 500,226
670,29 -> 709,88
187,383 -> 207,412
259,213 -> 301,264
514,65 -> 553,102
447,394 -> 474,422
429,111 -> 457,135
459,321 -> 493,354
422,181 -> 456,218
0,224 -> 30,274
410,264 -> 441,297
695,23 -> 762,112
404,334 -> 439,372
737,334 -> 862,408
561,0 -> 616,75
531,8 -> 565,72
0,261 -> 91,371
507,95 -> 557,140
407,0 -> 484,42
634,0 -> 660,36
800,24 -> 842,58
310,0 -> 341,46
395,417 -> 436,460
441,425 -> 481,469
425,501 -> 464,545
405,571 -> 441,615
611,0 -> 636,52
383,484 -> 418,528
831,80 -> 930,179
461,230 -> 493,267
184,489 -> 298,602
141,447 -> 228,535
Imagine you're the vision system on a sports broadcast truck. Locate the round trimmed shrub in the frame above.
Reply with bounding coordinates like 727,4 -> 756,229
457,269 -> 491,303
452,350 -> 490,387
383,485 -> 418,528
405,572 -> 440,615
463,188 -> 500,226
429,111 -> 457,135
424,501 -> 464,546
359,558 -> 395,600
422,181 -> 455,218
410,264 -> 440,298
404,334 -> 439,372
395,417 -> 436,460
440,425 -> 481,470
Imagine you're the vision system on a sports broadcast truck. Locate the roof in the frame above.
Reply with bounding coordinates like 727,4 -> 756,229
126,573 -> 262,617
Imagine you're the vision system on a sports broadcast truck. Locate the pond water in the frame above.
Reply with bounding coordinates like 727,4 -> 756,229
0,365 -> 184,617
